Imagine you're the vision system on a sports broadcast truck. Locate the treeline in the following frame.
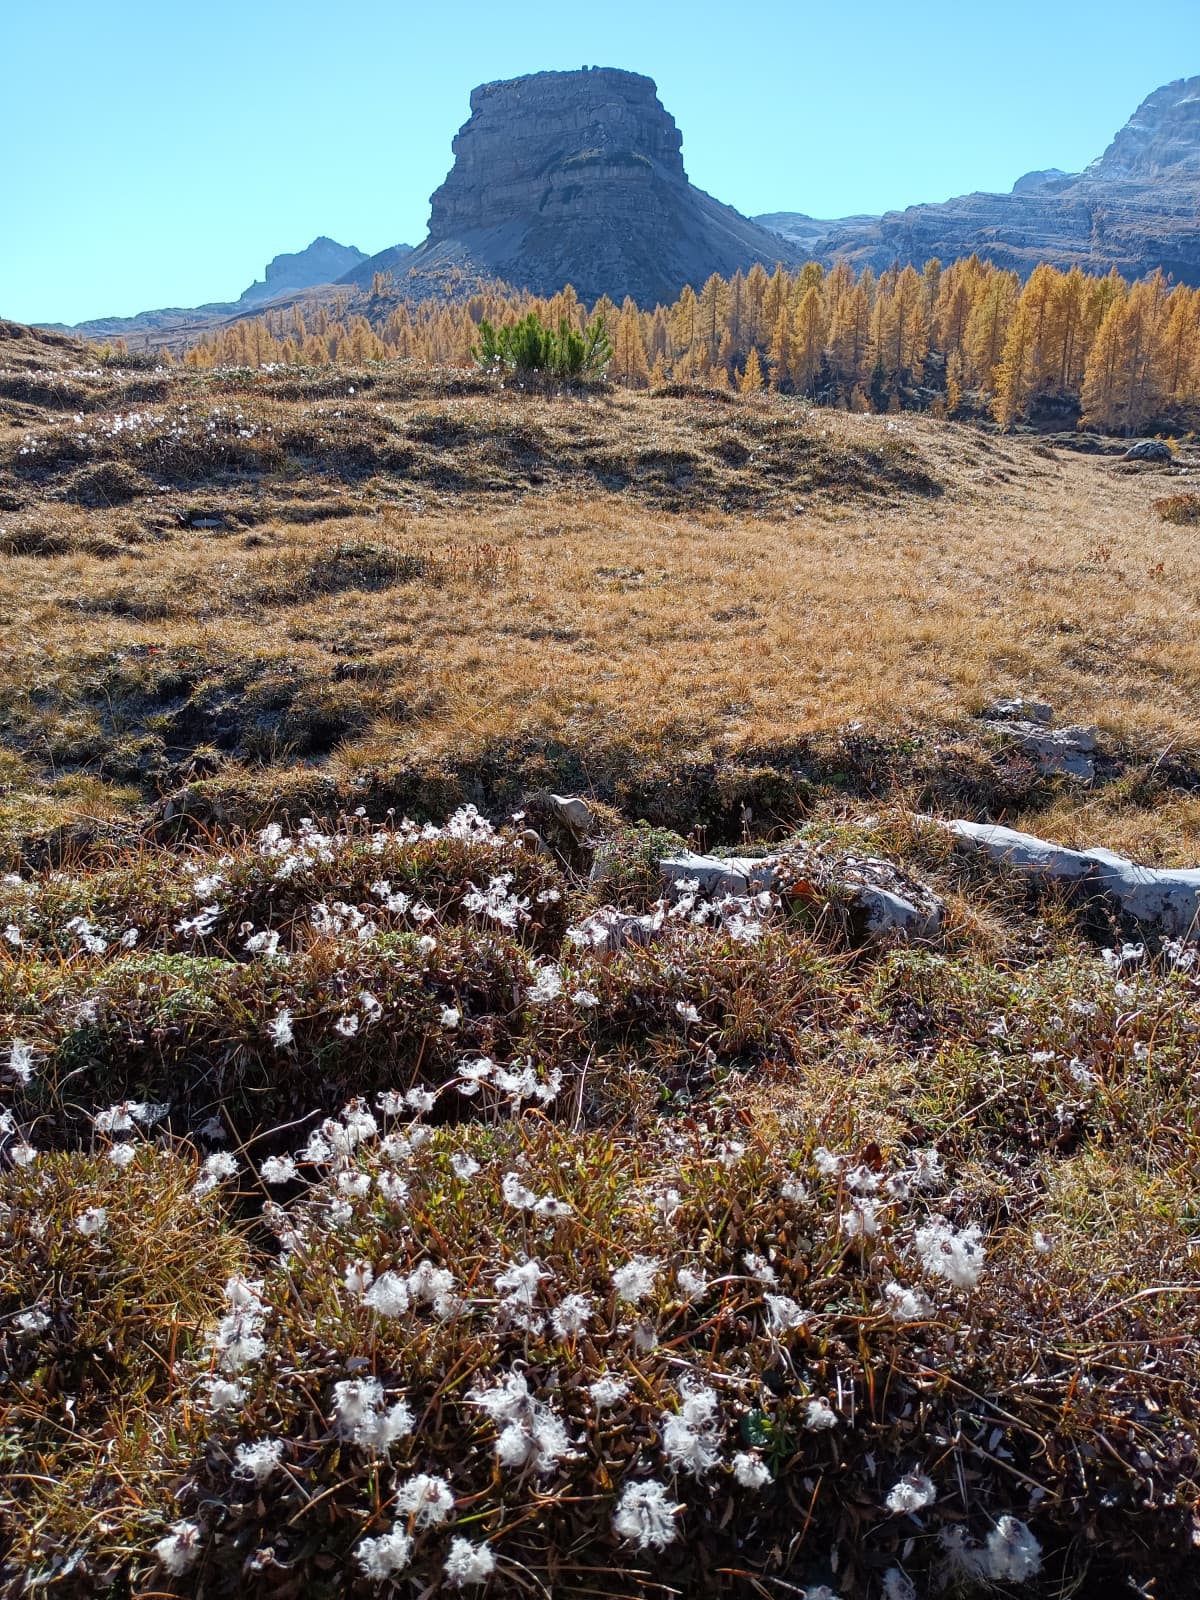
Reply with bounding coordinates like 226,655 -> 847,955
179,258 -> 1200,434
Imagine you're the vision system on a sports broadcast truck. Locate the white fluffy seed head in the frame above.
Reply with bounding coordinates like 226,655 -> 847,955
804,1398 -> 838,1431
356,1527 -> 413,1581
363,1270 -> 410,1318
885,1472 -> 936,1514
613,1479 -> 681,1550
612,1256 -> 660,1305
444,1536 -> 496,1587
234,1437 -> 285,1483
732,1451 -> 772,1490
393,1472 -> 455,1528
914,1218 -> 985,1290
154,1520 -> 203,1576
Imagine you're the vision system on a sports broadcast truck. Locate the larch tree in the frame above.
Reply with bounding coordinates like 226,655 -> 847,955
828,281 -> 871,393
612,299 -> 651,388
790,285 -> 827,394
921,257 -> 943,311
646,305 -> 671,365
964,270 -> 1018,393
716,327 -> 737,383
1159,286 -> 1200,408
762,266 -> 790,343
795,260 -> 825,298
697,273 -> 730,360
1039,267 -> 1087,393
767,305 -> 792,389
744,262 -> 769,347
671,285 -> 699,363
726,270 -> 746,348
1108,275 -> 1167,433
1080,296 -> 1129,431
891,265 -> 929,382
991,301 -> 1039,430
869,291 -> 899,387
739,346 -> 765,392
934,272 -> 973,359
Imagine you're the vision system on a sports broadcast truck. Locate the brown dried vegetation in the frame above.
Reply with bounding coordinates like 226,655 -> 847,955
1,344 -> 1200,1600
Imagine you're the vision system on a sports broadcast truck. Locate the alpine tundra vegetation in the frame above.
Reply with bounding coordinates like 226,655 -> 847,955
2,306 -> 1200,1600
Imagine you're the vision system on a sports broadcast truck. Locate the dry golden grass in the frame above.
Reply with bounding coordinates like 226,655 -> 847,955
2,373 -> 1198,829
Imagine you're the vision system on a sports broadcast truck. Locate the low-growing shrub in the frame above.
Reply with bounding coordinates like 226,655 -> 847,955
1153,491 -> 1200,524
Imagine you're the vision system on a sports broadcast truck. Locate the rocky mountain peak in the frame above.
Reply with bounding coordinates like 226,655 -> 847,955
384,67 -> 795,305
427,68 -> 687,239
240,237 -> 368,305
1010,168 -> 1071,195
794,75 -> 1200,285
1088,76 -> 1200,178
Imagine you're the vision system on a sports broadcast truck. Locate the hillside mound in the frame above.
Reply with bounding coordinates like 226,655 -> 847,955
0,357 -> 942,521
0,319 -> 95,373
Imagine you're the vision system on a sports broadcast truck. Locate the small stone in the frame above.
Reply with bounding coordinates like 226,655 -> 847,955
986,697 -> 1053,726
983,719 -> 1098,779
549,795 -> 593,838
1121,440 -> 1172,463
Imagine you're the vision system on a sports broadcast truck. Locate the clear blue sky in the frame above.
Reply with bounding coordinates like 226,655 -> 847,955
4,0 -> 1197,326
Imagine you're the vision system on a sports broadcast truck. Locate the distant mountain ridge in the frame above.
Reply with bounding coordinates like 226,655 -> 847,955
40,70 -> 1200,343
239,237 -> 369,305
760,76 -> 1200,284
50,237 -> 406,342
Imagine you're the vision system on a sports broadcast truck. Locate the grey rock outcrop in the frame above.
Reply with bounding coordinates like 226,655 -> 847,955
660,851 -> 777,897
373,68 -> 799,305
981,698 -> 1099,779
1122,440 -> 1173,463
983,721 -> 1098,780
660,847 -> 944,944
945,820 -> 1200,937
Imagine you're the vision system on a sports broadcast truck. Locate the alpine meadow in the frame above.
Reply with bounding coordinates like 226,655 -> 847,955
4,36 -> 1200,1600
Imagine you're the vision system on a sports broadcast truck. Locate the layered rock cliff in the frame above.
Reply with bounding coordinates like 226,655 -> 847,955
792,78 -> 1200,284
357,69 -> 798,305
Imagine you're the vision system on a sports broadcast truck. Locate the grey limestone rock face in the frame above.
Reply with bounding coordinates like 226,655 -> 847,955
659,847 -> 944,944
389,68 -> 800,305
659,851 -> 776,898
945,820 -> 1200,937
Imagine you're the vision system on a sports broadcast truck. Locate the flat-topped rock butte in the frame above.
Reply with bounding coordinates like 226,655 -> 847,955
363,67 -> 800,305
